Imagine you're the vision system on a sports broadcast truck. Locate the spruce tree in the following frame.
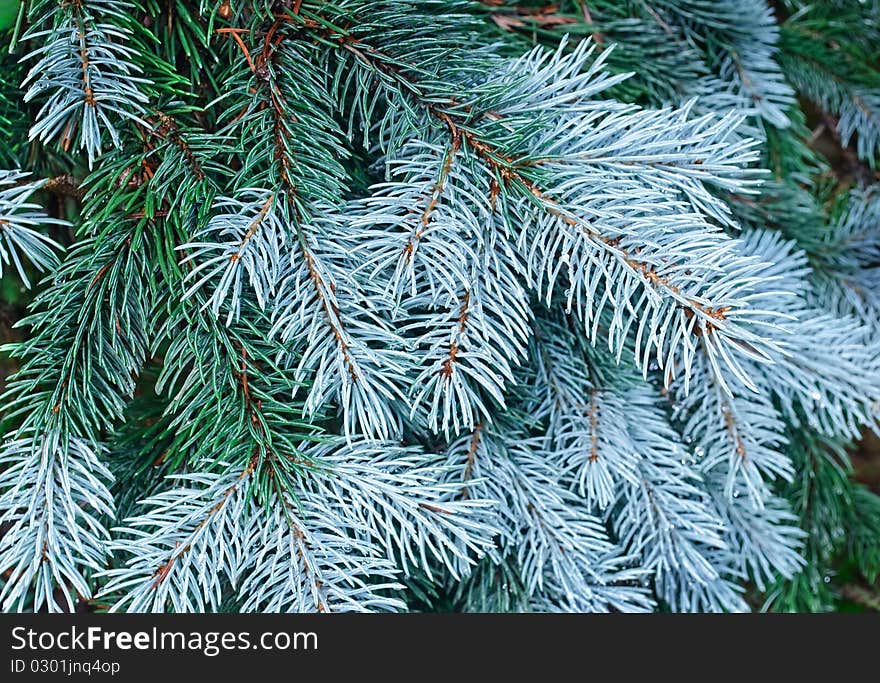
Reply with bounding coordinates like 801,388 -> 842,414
0,0 -> 878,613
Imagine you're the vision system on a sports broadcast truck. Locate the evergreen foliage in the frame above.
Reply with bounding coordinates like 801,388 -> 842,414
0,0 -> 878,613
